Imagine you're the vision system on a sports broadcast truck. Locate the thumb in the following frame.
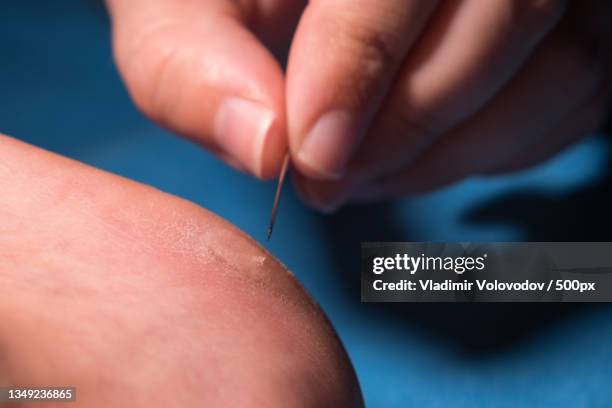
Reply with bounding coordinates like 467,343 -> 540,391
286,0 -> 437,179
107,0 -> 287,179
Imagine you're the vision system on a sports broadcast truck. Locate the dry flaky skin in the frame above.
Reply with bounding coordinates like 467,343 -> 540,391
0,134 -> 363,407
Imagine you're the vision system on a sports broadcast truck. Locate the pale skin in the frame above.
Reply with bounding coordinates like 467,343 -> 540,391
107,0 -> 610,212
2,1 -> 609,404
0,135 -> 363,407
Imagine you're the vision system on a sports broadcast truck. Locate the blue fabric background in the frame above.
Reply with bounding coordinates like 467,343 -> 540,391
1,2 -> 611,406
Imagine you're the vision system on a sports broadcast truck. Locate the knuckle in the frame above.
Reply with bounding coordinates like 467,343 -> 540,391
343,24 -> 403,69
331,20 -> 404,102
114,21 -> 183,123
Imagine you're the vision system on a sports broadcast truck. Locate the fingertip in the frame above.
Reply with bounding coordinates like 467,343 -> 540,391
257,106 -> 288,180
286,0 -> 438,183
214,97 -> 286,180
292,110 -> 357,180
109,1 -> 287,179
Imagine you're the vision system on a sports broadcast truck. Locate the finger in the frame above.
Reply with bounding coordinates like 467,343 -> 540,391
297,11 -> 607,210
369,20 -> 607,197
286,0 -> 439,179
349,0 -> 567,181
107,0 -> 288,179
349,92 -> 608,205
484,91 -> 609,175
292,0 -> 567,210
487,0 -> 612,175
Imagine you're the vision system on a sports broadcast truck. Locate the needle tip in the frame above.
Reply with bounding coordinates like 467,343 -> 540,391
266,153 -> 290,241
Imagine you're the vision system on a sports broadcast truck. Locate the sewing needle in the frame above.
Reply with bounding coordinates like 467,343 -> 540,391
267,153 -> 290,240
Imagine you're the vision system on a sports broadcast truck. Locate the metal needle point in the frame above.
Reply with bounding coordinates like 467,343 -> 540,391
267,153 -> 290,240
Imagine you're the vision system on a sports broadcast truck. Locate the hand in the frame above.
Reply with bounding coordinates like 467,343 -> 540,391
290,0 -> 611,211
106,0 -> 301,179
0,134 -> 362,407
107,0 -> 611,211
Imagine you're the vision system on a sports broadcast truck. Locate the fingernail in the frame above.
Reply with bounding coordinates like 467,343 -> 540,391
214,97 -> 275,178
297,110 -> 355,180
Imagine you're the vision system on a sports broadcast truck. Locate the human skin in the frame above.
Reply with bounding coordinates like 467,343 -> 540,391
106,0 -> 610,211
0,134 -> 363,407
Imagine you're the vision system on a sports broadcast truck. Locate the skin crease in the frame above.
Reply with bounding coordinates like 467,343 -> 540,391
0,134 -> 363,407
